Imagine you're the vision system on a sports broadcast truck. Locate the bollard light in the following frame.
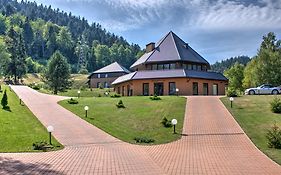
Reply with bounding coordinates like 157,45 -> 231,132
47,125 -> 54,145
229,97 -> 234,108
84,106 -> 89,117
77,90 -> 81,98
176,88 -> 179,96
171,119 -> 178,134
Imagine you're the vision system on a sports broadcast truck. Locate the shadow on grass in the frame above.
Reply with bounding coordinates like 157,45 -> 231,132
0,157 -> 64,175
2,106 -> 11,112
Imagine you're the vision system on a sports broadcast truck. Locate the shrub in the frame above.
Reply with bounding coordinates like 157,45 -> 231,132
32,141 -> 53,151
1,90 -> 8,109
150,95 -> 161,100
227,88 -> 238,97
67,98 -> 78,104
134,137 -> 155,143
270,97 -> 281,113
110,94 -> 121,98
266,123 -> 281,149
78,68 -> 88,74
98,94 -> 102,97
161,117 -> 172,127
116,100 -> 125,108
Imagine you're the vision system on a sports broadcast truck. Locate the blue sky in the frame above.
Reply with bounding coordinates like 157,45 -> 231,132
29,0 -> 281,63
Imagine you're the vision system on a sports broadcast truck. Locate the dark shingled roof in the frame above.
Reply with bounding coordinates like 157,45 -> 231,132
130,31 -> 209,69
111,69 -> 227,85
88,62 -> 130,78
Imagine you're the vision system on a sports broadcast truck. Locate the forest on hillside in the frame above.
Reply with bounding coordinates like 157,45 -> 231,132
211,56 -> 251,73
0,0 -> 143,76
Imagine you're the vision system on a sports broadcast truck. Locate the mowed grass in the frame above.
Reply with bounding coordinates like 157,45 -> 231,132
40,88 -> 112,97
59,96 -> 186,144
221,95 -> 281,164
0,86 -> 62,152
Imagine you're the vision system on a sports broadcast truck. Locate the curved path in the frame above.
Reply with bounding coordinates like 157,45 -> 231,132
0,86 -> 280,174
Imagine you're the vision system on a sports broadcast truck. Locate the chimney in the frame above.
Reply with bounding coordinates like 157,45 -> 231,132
146,42 -> 155,53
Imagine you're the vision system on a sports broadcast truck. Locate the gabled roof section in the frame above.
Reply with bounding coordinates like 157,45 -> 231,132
111,72 -> 137,85
130,31 -> 209,69
88,62 -> 130,78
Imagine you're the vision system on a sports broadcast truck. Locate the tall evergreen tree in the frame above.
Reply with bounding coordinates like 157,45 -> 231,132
45,51 -> 71,94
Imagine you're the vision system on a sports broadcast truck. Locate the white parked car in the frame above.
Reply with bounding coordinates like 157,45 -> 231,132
245,84 -> 281,95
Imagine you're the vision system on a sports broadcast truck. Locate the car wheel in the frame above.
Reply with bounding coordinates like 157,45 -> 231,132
249,90 -> 255,95
272,90 -> 278,95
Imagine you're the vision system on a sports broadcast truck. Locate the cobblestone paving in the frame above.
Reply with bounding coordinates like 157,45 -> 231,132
0,87 -> 280,174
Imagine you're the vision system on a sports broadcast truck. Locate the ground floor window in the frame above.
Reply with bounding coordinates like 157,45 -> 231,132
169,82 -> 176,95
193,82 -> 198,95
97,82 -> 100,88
104,82 -> 108,88
127,85 -> 131,96
117,87 -> 120,94
212,84 -> 218,95
203,83 -> 208,95
143,83 -> 149,96
122,86 -> 125,96
154,82 -> 164,96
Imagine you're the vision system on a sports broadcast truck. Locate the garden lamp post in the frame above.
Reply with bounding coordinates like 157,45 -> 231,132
230,97 -> 234,108
84,106 -> 89,117
47,125 -> 54,145
176,88 -> 179,96
77,90 -> 81,98
171,119 -> 178,134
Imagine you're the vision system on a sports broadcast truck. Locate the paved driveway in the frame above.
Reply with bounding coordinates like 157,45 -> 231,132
0,86 -> 280,174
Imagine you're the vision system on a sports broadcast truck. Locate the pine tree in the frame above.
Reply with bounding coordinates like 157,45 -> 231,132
45,51 -> 71,94
1,90 -> 8,109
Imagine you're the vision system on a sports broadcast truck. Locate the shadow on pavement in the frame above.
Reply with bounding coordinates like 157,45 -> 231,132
0,157 -> 64,175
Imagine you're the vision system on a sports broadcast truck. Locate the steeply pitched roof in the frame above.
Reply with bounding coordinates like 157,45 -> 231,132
111,69 -> 227,85
88,62 -> 130,78
130,31 -> 209,69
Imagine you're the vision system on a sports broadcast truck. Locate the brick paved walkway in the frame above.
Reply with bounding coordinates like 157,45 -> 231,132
0,86 -> 280,174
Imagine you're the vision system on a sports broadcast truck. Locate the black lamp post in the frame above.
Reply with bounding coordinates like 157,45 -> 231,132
230,97 -> 234,108
47,125 -> 54,145
84,106 -> 89,117
171,119 -> 177,134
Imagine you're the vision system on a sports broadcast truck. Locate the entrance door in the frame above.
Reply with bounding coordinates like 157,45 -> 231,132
203,83 -> 208,95
212,84 -> 218,95
193,82 -> 198,95
154,83 -> 164,96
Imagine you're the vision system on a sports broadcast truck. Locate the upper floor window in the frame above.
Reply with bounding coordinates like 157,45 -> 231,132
164,64 -> 170,70
105,74 -> 108,78
192,65 -> 197,70
152,64 -> 157,70
97,74 -> 101,78
170,63 -> 176,69
197,65 -> 202,71
157,64 -> 164,70
183,64 -> 188,69
188,64 -> 192,70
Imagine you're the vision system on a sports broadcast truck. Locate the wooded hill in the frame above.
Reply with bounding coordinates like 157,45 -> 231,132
0,0 -> 143,74
211,56 -> 251,73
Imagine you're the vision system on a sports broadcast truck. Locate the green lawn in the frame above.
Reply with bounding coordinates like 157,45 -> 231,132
39,88 -> 113,97
59,96 -> 186,144
0,85 -> 62,152
221,95 -> 281,165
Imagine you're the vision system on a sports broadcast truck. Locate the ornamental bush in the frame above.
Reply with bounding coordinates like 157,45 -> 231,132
270,97 -> 281,113
1,90 -> 8,109
67,98 -> 78,104
150,95 -> 161,100
161,117 -> 172,128
266,123 -> 281,149
116,100 -> 125,108
134,137 -> 155,143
